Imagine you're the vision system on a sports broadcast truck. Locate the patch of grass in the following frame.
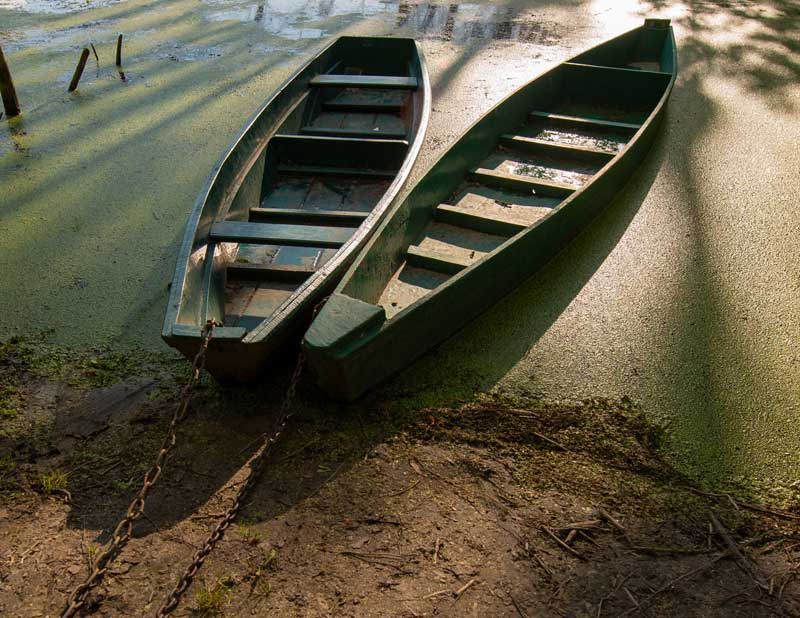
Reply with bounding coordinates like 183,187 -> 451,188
85,542 -> 101,568
39,468 -> 69,495
236,522 -> 264,546
192,577 -> 236,617
0,453 -> 19,495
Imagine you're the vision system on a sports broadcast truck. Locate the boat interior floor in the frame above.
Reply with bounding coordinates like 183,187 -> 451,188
377,75 -> 660,319
220,65 -> 418,330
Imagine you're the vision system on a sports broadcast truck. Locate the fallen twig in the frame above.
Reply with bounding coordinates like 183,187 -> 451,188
454,578 -> 477,599
532,431 -> 569,452
687,488 -> 800,521
382,479 -> 421,497
433,537 -> 441,564
710,512 -> 769,591
542,526 -> 584,560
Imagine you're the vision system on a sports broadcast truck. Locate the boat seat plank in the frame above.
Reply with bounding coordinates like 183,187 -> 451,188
276,164 -> 395,178
249,207 -> 369,226
227,262 -> 315,283
563,61 -> 672,77
300,125 -> 407,140
500,134 -> 617,165
529,110 -> 640,133
406,244 -> 472,275
323,89 -> 406,112
434,204 -> 526,237
470,167 -> 577,198
209,221 -> 354,249
172,324 -> 246,340
310,75 -> 418,90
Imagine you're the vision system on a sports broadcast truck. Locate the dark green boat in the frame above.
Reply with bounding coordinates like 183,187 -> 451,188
162,37 -> 430,380
303,20 -> 677,400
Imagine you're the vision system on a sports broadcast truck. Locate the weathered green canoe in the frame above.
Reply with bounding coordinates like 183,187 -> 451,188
303,20 -> 677,400
162,37 -> 430,380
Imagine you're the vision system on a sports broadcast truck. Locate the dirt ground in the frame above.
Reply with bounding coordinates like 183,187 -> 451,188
1,342 -> 799,617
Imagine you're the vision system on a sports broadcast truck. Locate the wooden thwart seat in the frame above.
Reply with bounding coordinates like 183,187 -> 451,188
300,125 -> 407,140
310,75 -> 418,90
226,262 -> 316,283
529,110 -> 641,133
470,167 -> 577,198
249,207 -> 369,226
405,245 -> 472,275
500,134 -> 617,164
434,204 -> 527,237
275,163 -> 395,178
209,221 -> 354,249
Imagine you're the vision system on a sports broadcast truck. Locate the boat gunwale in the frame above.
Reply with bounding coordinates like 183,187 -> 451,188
311,22 -> 678,345
162,37 -> 430,344
241,39 -> 431,344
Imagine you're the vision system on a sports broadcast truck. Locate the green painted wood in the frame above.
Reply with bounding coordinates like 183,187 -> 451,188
209,221 -> 353,248
310,74 -> 418,89
249,207 -> 368,225
500,134 -> 617,165
271,134 -> 409,170
303,292 -> 385,349
276,164 -> 395,178
300,125 -> 407,139
172,324 -> 246,340
529,110 -> 641,133
162,36 -> 431,383
302,20 -> 677,400
564,61 -> 671,77
405,245 -> 470,275
470,168 -> 577,198
434,204 -> 526,236
227,262 -> 315,282
323,94 -> 404,112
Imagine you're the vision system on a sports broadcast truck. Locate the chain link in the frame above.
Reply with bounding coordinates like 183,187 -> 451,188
60,321 -> 216,618
155,353 -> 305,618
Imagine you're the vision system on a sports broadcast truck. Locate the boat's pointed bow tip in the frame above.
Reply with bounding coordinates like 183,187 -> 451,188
303,293 -> 386,354
644,17 -> 671,28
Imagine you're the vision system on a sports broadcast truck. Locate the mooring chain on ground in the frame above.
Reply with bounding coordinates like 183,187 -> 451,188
155,352 -> 305,618
60,321 -> 217,618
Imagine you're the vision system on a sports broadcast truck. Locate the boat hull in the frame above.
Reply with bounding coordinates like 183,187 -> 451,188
304,22 -> 677,400
162,37 -> 431,382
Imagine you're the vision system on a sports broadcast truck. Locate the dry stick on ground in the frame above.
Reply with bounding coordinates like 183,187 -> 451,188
687,488 -> 800,521
531,431 -> 569,452
598,507 -> 633,546
0,44 -> 21,117
68,48 -> 90,92
617,549 -> 737,617
433,537 -> 441,564
710,511 -> 770,591
454,578 -> 477,599
595,573 -> 632,618
542,526 -> 584,560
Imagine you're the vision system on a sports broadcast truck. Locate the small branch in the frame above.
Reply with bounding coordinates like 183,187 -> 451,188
542,526 -> 584,560
381,479 -> 421,498
0,44 -> 21,117
709,512 -> 769,590
68,48 -> 90,92
686,487 -> 800,521
115,34 -> 123,66
454,578 -> 477,599
90,43 -> 99,63
532,431 -> 569,452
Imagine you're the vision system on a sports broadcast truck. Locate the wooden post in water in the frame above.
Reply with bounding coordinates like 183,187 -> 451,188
0,44 -> 21,118
68,48 -> 90,92
90,43 -> 100,63
115,34 -> 123,67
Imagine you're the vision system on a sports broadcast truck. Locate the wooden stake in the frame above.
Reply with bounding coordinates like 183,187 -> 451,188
0,44 -> 21,118
68,48 -> 90,92
90,43 -> 99,63
115,34 -> 123,67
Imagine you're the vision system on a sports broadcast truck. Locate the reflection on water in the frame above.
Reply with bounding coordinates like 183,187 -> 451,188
206,0 -> 561,45
0,0 -> 124,13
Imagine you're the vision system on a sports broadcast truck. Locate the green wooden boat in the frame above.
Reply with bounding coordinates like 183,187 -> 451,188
303,20 -> 677,400
162,37 -> 430,380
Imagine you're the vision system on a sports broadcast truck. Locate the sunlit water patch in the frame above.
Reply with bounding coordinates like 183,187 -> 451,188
203,0 -> 563,45
0,0 -> 125,13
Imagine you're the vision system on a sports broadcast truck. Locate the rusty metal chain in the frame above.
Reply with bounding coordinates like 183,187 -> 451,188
155,352 -> 305,618
60,321 -> 217,618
